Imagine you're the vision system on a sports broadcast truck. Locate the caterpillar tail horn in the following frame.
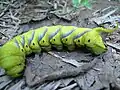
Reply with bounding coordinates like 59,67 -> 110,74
93,22 -> 119,33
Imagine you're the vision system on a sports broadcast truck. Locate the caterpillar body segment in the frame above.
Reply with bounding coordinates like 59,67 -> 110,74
6,62 -> 25,77
0,41 -> 26,77
73,28 -> 92,47
60,26 -> 77,51
0,41 -> 25,59
0,25 -> 114,77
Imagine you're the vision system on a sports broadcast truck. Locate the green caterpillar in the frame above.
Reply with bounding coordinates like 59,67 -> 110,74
0,25 -> 116,77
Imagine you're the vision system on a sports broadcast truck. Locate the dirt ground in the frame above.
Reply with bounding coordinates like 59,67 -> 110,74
0,0 -> 120,90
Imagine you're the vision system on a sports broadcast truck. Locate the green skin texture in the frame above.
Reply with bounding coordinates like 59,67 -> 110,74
0,25 -> 114,77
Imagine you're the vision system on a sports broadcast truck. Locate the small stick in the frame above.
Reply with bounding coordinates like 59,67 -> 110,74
106,42 -> 120,52
47,51 -> 83,67
0,5 -> 9,18
58,83 -> 77,90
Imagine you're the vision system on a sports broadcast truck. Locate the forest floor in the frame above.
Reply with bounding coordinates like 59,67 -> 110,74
0,0 -> 120,90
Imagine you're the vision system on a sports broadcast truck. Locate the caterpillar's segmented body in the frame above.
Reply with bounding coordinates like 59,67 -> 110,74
0,25 -> 115,77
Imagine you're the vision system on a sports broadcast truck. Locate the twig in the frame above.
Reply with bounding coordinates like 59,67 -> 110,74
0,23 -> 14,28
91,7 -> 119,25
58,83 -> 77,90
0,1 -> 18,8
47,51 -> 83,67
101,8 -> 118,19
106,42 -> 120,52
0,5 -> 10,18
9,9 -> 20,22
0,32 -> 9,39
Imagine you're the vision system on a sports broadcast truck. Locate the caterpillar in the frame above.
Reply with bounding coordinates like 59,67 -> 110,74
0,25 -> 116,77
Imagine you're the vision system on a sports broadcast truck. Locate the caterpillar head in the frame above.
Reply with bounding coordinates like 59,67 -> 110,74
87,26 -> 117,55
74,29 -> 109,55
82,30 -> 107,55
0,41 -> 25,77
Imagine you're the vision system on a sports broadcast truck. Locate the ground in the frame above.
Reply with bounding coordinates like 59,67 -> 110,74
0,0 -> 120,90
